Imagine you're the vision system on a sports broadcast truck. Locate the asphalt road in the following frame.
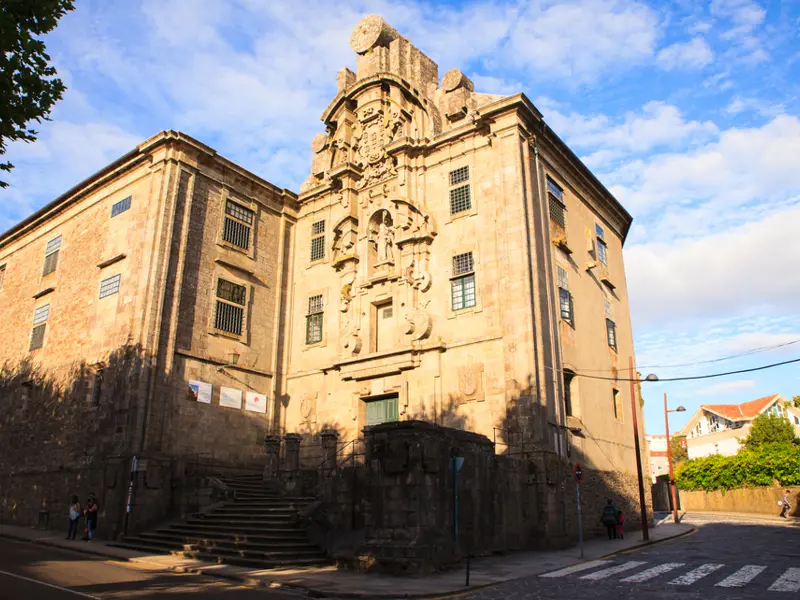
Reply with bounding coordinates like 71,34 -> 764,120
0,537 -> 300,599
452,521 -> 800,600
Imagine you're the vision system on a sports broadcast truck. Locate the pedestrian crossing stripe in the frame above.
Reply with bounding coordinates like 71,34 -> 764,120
716,565 -> 767,588
539,561 -> 800,592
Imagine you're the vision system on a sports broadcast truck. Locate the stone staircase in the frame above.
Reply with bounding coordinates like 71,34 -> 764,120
111,473 -> 328,568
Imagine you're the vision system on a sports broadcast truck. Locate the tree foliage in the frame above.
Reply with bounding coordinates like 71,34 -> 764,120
670,436 -> 688,464
675,443 -> 800,491
793,395 -> 800,409
742,413 -> 797,450
0,0 -> 75,187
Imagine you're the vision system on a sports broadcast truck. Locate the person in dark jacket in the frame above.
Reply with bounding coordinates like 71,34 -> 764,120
601,499 -> 618,540
84,495 -> 98,541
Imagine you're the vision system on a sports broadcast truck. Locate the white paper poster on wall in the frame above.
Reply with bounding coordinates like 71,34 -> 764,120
188,380 -> 212,404
220,387 -> 243,409
245,391 -> 268,414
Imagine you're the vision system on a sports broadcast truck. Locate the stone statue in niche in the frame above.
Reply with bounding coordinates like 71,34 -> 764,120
370,209 -> 395,269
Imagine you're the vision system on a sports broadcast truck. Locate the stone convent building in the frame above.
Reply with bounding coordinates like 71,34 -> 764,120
0,16 -> 642,544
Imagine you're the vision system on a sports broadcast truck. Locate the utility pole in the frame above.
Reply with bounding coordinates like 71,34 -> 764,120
664,392 -> 683,524
628,356 -> 649,541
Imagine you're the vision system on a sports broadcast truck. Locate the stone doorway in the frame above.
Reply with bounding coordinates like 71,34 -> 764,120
364,393 -> 399,427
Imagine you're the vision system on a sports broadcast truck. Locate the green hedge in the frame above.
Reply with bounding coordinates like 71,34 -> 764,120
675,443 -> 800,491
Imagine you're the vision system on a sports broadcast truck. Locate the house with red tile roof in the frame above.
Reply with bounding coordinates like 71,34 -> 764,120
677,394 -> 799,458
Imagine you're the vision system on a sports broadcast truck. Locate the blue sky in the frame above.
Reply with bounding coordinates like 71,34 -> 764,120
2,0 -> 799,435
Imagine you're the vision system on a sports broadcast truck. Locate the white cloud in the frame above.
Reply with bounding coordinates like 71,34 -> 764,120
505,0 -> 660,82
1,120 -> 141,233
608,115 -> 800,216
710,0 -> 766,30
694,379 -> 756,396
656,37 -> 713,70
625,206 -> 800,329
726,96 -> 785,118
537,99 -> 718,158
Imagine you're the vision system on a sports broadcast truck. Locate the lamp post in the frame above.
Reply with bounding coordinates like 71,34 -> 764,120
663,393 -> 686,524
628,357 -> 650,541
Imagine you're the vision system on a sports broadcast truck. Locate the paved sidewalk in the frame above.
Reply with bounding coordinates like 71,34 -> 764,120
655,510 -> 800,526
0,521 -> 694,598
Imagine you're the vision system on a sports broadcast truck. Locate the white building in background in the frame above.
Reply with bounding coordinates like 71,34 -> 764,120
678,394 -> 800,459
645,434 -> 669,483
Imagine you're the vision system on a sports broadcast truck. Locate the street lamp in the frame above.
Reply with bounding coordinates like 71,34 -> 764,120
217,349 -> 241,372
628,358 -> 650,541
664,393 -> 686,524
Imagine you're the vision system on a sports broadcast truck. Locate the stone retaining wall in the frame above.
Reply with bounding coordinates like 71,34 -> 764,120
679,486 -> 799,517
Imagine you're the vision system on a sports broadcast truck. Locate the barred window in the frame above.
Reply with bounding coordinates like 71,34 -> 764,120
0,264 -> 5,290
111,196 -> 131,218
306,294 -> 324,344
222,200 -> 254,250
99,274 -> 121,299
549,196 -> 566,229
450,184 -> 472,215
42,235 -> 62,276
449,166 -> 469,186
215,279 -> 246,335
310,220 -> 325,262
596,224 -> 605,239
452,252 -> 474,276
606,319 -> 617,350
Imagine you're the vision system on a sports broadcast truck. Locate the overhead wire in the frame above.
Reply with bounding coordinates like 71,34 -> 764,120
570,356 -> 800,383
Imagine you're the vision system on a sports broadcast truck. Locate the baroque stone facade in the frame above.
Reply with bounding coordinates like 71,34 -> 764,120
0,15 -> 642,540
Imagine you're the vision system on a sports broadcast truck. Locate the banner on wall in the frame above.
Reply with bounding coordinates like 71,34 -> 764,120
188,380 -> 212,404
245,391 -> 268,414
220,387 -> 243,409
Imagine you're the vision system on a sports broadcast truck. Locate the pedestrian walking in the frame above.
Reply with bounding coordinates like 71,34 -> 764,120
66,495 -> 82,540
601,499 -> 618,540
779,490 -> 791,518
84,495 -> 98,541
616,510 -> 625,540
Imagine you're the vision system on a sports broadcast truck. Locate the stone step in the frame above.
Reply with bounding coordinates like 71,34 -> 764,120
156,527 -> 310,543
194,512 -> 297,522
140,531 -> 317,551
171,522 -> 305,534
211,506 -> 296,514
228,498 -> 315,507
111,541 -> 328,568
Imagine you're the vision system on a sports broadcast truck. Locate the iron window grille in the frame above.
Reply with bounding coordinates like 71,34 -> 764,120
33,304 -> 50,325
449,166 -> 470,186
42,235 -> 62,276
0,264 -> 5,290
92,370 -> 104,406
215,278 -> 246,335
606,318 -> 617,350
306,294 -> 324,344
222,200 -> 254,250
110,196 -> 132,218
99,274 -> 121,299
451,252 -> 476,311
450,184 -> 472,215
547,178 -> 566,229
310,220 -> 325,261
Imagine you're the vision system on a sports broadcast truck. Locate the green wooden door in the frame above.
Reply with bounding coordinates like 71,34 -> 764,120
365,395 -> 399,426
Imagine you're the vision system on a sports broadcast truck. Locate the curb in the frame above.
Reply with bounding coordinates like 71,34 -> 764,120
0,526 -> 698,600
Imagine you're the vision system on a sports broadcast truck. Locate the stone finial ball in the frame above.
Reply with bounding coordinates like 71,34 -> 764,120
350,14 -> 398,54
442,69 -> 474,93
311,133 -> 328,153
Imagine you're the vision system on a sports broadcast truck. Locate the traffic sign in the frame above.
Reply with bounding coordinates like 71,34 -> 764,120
574,463 -> 583,483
